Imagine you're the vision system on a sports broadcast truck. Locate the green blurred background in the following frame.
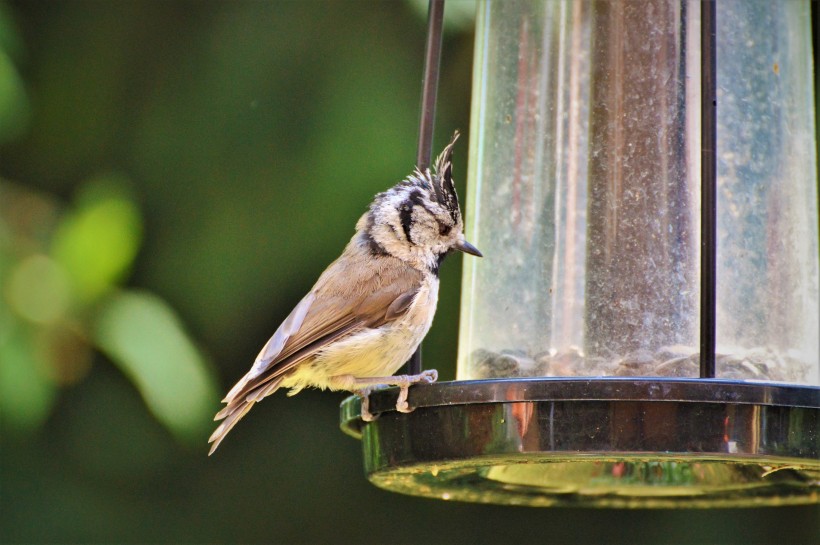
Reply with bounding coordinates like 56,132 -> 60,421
0,1 -> 817,543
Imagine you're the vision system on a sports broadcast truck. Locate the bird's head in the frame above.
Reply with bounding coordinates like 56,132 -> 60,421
358,131 -> 482,273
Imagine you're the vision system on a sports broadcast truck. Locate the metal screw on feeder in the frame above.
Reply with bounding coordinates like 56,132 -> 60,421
341,0 -> 820,508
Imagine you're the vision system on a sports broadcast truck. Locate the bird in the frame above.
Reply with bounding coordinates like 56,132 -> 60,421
208,131 -> 481,455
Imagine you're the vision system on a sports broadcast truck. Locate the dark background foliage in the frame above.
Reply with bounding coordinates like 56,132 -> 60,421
0,1 -> 817,543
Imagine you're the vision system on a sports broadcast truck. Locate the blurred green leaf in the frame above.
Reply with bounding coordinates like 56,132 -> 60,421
51,175 -> 142,304
6,254 -> 71,324
0,322 -> 57,432
93,290 -> 219,442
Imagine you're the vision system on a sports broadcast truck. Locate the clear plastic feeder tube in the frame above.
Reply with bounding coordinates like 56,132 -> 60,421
458,0 -> 819,385
714,0 -> 819,384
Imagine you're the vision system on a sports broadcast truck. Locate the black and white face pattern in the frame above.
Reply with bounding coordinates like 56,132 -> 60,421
359,134 -> 467,274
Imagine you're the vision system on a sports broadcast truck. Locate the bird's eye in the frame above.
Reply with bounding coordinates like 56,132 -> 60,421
439,223 -> 452,236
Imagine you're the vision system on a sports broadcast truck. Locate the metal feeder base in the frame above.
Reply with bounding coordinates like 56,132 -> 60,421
340,378 -> 820,508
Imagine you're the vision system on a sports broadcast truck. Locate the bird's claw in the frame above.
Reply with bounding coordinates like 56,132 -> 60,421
394,369 -> 438,414
353,369 -> 439,418
395,384 -> 413,413
357,388 -> 379,422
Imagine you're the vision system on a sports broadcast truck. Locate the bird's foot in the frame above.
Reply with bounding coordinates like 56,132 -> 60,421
336,370 -> 439,418
395,369 -> 438,413
356,388 -> 378,422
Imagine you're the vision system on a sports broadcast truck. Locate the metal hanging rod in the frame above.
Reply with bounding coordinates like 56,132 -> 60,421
700,0 -> 717,379
409,0 -> 445,376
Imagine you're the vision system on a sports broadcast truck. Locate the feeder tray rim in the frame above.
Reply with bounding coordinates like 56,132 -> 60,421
340,377 -> 820,438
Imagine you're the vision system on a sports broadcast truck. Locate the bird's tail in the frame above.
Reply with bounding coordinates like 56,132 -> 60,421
208,402 -> 255,456
208,375 -> 284,455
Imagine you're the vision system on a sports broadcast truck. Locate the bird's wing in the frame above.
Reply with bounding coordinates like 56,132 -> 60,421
219,291 -> 322,403
226,259 -> 422,403
209,256 -> 423,454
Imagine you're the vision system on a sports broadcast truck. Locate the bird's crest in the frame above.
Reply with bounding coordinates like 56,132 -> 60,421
416,130 -> 462,224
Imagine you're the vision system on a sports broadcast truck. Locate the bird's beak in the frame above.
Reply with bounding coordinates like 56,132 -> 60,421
454,238 -> 483,257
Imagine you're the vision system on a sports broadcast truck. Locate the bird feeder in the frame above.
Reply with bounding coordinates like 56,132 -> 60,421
341,0 -> 820,507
